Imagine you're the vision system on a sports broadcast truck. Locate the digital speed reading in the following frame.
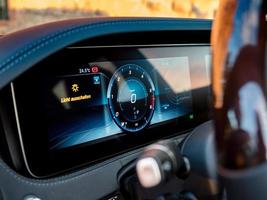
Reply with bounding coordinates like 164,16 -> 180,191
107,64 -> 155,132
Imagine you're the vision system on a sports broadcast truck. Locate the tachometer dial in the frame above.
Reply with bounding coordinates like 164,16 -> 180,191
107,64 -> 155,132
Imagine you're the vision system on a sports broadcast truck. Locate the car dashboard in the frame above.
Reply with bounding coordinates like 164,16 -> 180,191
0,18 -> 214,199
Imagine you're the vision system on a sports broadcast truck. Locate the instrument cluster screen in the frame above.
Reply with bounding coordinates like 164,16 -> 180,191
47,54 -> 198,149
13,45 -> 211,177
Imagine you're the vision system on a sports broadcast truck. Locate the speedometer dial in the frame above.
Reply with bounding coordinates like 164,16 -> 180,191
107,64 -> 155,132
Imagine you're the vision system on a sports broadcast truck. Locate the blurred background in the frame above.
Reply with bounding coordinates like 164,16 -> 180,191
0,0 -> 218,34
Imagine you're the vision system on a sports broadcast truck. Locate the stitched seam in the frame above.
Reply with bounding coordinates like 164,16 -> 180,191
0,19 -> 197,76
0,19 -> 179,70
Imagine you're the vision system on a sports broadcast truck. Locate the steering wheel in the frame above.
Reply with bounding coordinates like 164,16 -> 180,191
212,0 -> 267,199
136,1 -> 267,199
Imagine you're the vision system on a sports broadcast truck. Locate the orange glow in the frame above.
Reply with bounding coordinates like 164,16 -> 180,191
211,0 -> 236,109
9,0 -> 218,18
1,0 -> 218,34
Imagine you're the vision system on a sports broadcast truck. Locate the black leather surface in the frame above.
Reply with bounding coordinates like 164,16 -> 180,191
0,156 -> 122,199
0,18 -> 212,199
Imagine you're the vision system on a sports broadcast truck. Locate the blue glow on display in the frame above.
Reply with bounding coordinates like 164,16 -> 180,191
48,57 -> 194,149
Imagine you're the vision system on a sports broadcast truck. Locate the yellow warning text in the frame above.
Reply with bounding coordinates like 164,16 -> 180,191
60,94 -> 91,103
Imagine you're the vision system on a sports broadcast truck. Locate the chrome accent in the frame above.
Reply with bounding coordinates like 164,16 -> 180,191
11,82 -> 38,178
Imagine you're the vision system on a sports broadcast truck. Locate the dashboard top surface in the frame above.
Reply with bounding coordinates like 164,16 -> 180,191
0,18 -> 211,90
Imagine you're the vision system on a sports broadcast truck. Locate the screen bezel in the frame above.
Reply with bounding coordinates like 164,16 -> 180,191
12,44 -> 211,177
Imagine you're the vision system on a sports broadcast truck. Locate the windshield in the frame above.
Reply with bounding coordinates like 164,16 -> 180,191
0,0 -> 218,34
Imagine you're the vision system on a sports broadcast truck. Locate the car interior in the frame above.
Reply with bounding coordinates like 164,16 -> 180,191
0,0 -> 266,200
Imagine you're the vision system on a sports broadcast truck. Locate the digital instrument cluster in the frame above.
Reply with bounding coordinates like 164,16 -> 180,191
48,55 -> 194,149
12,45 -> 211,177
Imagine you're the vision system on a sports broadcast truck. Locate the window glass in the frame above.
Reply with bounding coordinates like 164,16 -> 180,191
0,0 -> 218,34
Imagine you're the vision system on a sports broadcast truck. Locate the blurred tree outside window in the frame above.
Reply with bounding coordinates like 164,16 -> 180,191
0,0 -> 218,35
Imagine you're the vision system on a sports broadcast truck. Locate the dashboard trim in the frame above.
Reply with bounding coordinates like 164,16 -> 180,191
10,82 -> 36,177
68,43 -> 210,49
